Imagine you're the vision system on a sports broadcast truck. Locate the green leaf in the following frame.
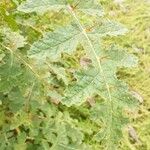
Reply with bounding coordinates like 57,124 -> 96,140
0,53 -> 5,62
10,110 -> 31,129
28,24 -> 81,62
41,112 -> 87,150
1,28 -> 26,50
0,55 -> 22,93
18,0 -> 103,16
8,87 -> 25,112
69,0 -> 104,17
90,103 -> 128,150
88,20 -> 128,38
14,132 -> 27,150
62,46 -> 138,107
46,63 -> 69,85
62,68 -> 101,106
47,90 -> 62,104
17,0 -> 67,14
28,20 -> 127,62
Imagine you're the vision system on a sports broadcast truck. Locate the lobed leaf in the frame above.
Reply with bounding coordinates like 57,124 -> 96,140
88,20 -> 128,38
62,45 -> 137,107
47,63 -> 69,85
28,24 -> 81,62
1,28 -> 26,50
69,0 -> 104,17
18,0 -> 103,16
91,103 -> 128,150
28,21 -> 127,62
17,0 -> 67,13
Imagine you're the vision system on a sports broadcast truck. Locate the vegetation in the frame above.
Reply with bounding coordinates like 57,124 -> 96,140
0,0 -> 149,150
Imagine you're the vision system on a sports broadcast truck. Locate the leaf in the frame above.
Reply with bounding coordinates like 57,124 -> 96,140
17,0 -> 67,14
28,21 -> 127,62
14,132 -> 27,150
62,68 -> 101,106
62,46 -> 138,107
47,90 -> 62,104
0,53 -> 5,62
90,103 -> 128,150
1,28 -> 26,50
47,63 -> 69,85
41,112 -> 87,150
0,55 -> 22,93
88,20 -> 128,38
28,24 -> 81,62
10,111 -> 31,130
69,0 -> 104,17
18,0 -> 103,16
8,87 -> 25,112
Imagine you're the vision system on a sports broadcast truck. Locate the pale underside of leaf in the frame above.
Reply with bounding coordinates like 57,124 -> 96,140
62,68 -> 102,106
91,104 -> 128,150
72,0 -> 104,17
28,21 -> 128,62
17,0 -> 66,13
88,20 -> 128,38
62,65 -> 137,107
62,45 -> 137,107
1,27 -> 26,50
47,63 -> 68,85
18,0 -> 104,16
28,24 -> 82,62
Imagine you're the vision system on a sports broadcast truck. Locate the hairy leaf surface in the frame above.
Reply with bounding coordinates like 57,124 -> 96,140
91,104 -> 128,150
28,21 -> 127,62
18,0 -> 103,16
62,46 -> 137,106
28,24 -> 81,61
